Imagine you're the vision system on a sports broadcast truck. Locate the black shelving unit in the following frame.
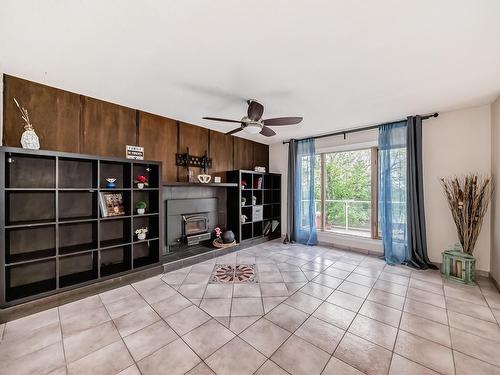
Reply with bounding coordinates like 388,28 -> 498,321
0,147 -> 162,307
226,170 -> 281,244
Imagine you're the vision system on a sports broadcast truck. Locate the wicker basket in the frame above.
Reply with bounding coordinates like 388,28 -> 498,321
213,239 -> 236,248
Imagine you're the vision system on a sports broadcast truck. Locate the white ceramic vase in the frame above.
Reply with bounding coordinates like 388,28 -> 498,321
137,183 -> 145,189
137,233 -> 146,240
137,208 -> 145,215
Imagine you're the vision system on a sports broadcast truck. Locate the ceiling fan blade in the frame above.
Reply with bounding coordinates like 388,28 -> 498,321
225,127 -> 243,135
263,117 -> 303,126
247,100 -> 264,121
203,117 -> 242,124
260,126 -> 276,137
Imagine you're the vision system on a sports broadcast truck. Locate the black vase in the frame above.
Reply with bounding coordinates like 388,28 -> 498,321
222,230 -> 235,244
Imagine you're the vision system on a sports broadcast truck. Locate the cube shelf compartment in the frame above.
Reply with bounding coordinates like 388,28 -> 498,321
5,225 -> 56,264
0,147 -> 162,307
227,170 -> 282,243
59,252 -> 98,288
101,245 -> 132,277
133,239 -> 160,269
6,259 -> 56,302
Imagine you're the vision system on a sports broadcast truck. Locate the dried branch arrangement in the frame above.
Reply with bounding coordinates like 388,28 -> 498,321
440,174 -> 493,254
13,98 -> 34,130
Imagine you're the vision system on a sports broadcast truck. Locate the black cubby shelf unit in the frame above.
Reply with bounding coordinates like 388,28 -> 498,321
226,170 -> 282,244
0,147 -> 162,307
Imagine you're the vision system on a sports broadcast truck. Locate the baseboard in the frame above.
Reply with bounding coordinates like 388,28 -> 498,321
317,240 -> 383,258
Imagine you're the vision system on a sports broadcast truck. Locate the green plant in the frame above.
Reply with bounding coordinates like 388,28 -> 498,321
136,201 -> 147,209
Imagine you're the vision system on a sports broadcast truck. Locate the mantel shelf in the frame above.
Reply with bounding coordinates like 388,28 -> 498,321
163,182 -> 238,187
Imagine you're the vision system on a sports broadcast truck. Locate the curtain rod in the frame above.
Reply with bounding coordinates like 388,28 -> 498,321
282,112 -> 439,144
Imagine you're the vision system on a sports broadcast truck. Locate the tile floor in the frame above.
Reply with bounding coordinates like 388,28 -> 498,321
2,240 -> 500,374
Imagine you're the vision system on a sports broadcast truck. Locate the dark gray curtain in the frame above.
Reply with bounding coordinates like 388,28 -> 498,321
284,140 -> 297,243
407,116 -> 438,269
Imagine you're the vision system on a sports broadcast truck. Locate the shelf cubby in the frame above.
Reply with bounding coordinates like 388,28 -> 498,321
241,206 -> 253,223
5,153 -> 55,188
59,191 -> 98,221
133,190 -> 159,215
133,163 -> 160,189
99,190 -> 131,218
253,221 -> 263,237
59,221 -> 98,255
133,239 -> 159,268
263,205 -> 272,220
253,174 -> 263,189
252,190 -> 263,205
100,245 -> 132,277
273,204 -> 281,218
59,158 -> 97,189
133,215 -> 159,241
241,223 -> 253,241
6,259 -> 56,302
272,175 -> 281,190
264,190 -> 273,204
59,251 -> 98,288
264,175 -> 272,189
100,217 -> 131,248
100,161 -> 131,189
5,225 -> 56,264
5,191 -> 56,226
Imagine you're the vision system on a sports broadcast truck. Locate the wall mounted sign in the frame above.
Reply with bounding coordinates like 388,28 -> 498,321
126,145 -> 144,160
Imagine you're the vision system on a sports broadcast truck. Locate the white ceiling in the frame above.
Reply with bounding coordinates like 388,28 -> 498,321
1,0 -> 500,144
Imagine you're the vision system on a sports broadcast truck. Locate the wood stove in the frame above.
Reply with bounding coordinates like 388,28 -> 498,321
182,213 -> 211,245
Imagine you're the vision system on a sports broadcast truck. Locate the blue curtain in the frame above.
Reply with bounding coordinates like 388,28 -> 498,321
379,121 -> 408,264
294,138 -> 318,245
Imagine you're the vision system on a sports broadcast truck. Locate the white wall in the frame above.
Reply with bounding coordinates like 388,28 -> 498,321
270,104 -> 493,271
423,105 -> 492,272
491,96 -> 500,282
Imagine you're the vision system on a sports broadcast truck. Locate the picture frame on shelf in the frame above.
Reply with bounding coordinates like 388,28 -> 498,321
99,192 -> 125,217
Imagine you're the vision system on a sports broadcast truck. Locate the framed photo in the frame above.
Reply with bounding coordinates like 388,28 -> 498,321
99,192 -> 125,217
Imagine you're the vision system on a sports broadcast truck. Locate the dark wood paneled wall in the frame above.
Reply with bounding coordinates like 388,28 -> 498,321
2,75 -> 269,182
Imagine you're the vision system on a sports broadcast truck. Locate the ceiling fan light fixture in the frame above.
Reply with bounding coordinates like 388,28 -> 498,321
243,123 -> 262,134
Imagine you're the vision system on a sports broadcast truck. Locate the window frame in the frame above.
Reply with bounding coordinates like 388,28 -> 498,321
314,146 -> 380,240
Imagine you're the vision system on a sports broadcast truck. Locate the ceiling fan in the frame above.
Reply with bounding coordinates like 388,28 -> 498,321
203,100 -> 303,137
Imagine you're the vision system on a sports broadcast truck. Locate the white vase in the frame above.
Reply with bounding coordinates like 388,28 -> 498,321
137,183 -> 144,189
21,129 -> 40,150
137,233 -> 146,240
137,208 -> 145,215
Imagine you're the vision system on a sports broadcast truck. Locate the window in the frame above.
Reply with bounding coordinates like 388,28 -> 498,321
313,147 -> 379,239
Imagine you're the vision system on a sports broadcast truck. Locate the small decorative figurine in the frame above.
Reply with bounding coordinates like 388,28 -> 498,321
106,178 -> 116,188
135,227 -> 148,240
252,195 -> 257,205
136,201 -> 147,215
14,98 -> 40,150
241,197 -> 247,206
135,175 -> 148,189
241,214 -> 248,223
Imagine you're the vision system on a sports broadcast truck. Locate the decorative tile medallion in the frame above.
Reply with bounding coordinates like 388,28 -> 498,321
210,264 -> 257,283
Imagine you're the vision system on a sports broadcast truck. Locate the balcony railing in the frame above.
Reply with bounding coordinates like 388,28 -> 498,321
301,199 -> 406,238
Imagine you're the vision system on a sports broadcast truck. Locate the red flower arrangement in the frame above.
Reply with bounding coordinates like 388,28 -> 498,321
135,175 -> 149,187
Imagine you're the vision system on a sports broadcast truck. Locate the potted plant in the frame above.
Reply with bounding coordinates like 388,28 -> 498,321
136,201 -> 147,215
241,180 -> 247,189
135,227 -> 148,240
135,175 -> 149,189
440,174 -> 493,282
